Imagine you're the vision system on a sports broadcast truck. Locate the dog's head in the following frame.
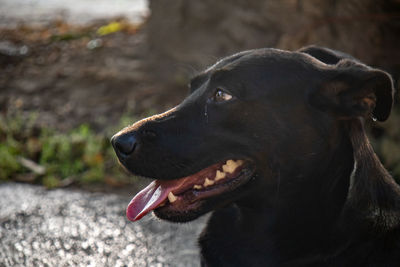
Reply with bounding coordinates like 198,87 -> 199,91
112,46 -> 394,223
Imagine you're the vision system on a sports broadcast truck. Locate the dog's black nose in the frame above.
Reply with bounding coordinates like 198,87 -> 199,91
111,133 -> 137,156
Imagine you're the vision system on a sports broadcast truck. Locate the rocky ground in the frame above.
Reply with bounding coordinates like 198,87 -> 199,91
0,183 -> 207,267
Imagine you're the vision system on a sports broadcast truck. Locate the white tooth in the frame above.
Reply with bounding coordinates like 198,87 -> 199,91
222,160 -> 238,173
227,159 -> 238,167
168,192 -> 177,203
193,185 -> 203,190
237,160 -> 244,166
203,177 -> 215,187
215,170 -> 226,181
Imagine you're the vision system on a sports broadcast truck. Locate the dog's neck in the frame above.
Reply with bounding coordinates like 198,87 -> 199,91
205,119 -> 400,264
238,120 -> 354,232
340,119 -> 400,233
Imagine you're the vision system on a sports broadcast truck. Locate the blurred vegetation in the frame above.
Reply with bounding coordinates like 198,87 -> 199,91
48,20 -> 140,42
0,112 -> 139,189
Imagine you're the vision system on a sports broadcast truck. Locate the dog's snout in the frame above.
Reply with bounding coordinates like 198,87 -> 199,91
111,133 -> 137,156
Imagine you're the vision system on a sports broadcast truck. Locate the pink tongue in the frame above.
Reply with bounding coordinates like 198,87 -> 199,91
126,179 -> 187,221
126,162 -> 223,221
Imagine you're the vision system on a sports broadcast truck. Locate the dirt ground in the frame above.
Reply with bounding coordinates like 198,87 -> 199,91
0,19 -> 186,132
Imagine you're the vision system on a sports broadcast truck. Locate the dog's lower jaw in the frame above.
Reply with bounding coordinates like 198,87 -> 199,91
153,168 -> 258,223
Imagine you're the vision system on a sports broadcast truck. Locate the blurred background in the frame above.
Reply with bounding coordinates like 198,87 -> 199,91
0,0 -> 399,266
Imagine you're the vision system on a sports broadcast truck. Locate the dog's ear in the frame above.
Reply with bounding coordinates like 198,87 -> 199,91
298,45 -> 355,65
309,59 -> 394,122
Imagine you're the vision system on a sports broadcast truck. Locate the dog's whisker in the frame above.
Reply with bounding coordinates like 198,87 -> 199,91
204,104 -> 208,123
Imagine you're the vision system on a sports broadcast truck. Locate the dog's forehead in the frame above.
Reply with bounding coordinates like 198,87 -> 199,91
187,48 -> 331,103
190,49 -> 322,94
211,49 -> 316,70
199,49 -> 325,83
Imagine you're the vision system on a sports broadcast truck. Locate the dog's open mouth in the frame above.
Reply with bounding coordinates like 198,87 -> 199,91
126,159 -> 254,221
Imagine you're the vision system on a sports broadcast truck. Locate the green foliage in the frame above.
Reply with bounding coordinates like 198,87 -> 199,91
0,142 -> 22,180
0,112 -> 139,188
42,175 -> 60,189
0,114 -> 29,180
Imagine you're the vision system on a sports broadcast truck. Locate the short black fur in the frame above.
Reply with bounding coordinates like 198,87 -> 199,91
112,46 -> 400,266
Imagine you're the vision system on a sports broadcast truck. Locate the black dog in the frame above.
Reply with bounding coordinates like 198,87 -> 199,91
112,46 -> 400,266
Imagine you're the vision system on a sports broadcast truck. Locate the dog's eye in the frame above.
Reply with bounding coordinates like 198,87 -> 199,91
212,89 -> 233,102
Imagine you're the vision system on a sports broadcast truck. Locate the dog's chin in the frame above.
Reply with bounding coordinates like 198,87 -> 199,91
125,159 -> 256,223
153,165 -> 256,222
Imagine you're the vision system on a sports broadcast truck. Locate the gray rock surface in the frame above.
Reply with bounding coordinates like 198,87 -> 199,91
0,183 -> 207,267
